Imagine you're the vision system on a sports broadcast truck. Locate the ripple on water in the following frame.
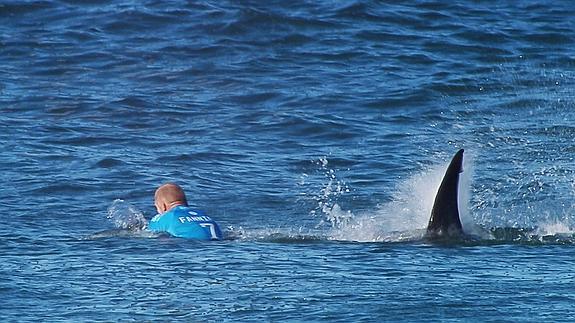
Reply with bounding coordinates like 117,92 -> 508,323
2,0 -> 575,321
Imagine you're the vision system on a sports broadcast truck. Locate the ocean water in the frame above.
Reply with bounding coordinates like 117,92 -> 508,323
2,0 -> 575,321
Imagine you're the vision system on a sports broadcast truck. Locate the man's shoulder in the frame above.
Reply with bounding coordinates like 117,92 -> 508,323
172,206 -> 207,217
151,207 -> 216,227
150,211 -> 173,223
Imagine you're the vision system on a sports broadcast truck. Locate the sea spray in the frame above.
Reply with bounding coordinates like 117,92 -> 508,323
533,204 -> 575,238
327,163 -> 447,242
307,156 -> 352,228
106,199 -> 148,231
328,151 -> 477,242
535,221 -> 572,236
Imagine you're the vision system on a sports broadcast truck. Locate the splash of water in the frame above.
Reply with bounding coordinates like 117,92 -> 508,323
327,152 -> 476,242
531,180 -> 575,237
308,156 -> 352,228
535,221 -> 573,236
106,199 -> 148,231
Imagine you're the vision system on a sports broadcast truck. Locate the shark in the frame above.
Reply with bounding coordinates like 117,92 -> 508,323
425,149 -> 465,239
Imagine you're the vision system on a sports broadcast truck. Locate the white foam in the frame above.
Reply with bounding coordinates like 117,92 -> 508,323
535,220 -> 573,236
106,199 -> 148,231
325,152 -> 475,242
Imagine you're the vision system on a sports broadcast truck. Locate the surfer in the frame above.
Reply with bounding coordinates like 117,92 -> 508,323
149,183 -> 223,240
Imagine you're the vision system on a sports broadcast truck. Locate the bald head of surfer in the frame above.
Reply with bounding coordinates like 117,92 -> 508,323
154,183 -> 188,214
149,182 -> 222,240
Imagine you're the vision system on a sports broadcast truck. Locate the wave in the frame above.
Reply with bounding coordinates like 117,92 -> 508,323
86,211 -> 575,246
84,228 -> 158,240
221,225 -> 575,246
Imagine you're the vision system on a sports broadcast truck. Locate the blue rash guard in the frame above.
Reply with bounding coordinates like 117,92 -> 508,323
148,206 -> 223,240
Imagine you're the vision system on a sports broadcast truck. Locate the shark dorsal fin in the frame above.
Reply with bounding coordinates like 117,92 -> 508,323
426,149 -> 464,238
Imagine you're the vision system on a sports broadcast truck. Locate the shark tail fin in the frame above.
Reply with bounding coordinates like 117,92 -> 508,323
426,149 -> 464,238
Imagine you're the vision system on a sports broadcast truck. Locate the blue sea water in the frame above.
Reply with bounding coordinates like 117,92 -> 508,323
2,0 -> 575,321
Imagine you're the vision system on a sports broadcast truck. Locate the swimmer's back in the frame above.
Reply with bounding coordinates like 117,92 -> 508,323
148,206 -> 223,240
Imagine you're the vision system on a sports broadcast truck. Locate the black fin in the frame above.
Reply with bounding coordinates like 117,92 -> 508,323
426,149 -> 464,238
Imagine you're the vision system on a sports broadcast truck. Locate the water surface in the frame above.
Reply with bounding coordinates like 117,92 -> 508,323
2,0 -> 575,321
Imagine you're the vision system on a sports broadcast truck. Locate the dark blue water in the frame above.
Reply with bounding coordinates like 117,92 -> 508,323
3,1 -> 575,321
